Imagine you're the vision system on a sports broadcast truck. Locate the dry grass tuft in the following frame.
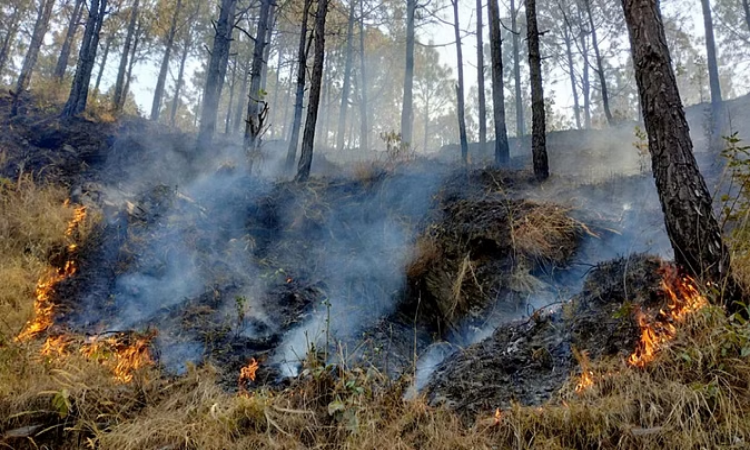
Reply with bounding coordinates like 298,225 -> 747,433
0,176 -> 72,338
511,203 -> 581,264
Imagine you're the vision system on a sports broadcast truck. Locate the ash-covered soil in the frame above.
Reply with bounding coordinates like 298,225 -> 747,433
1,94 -> 685,401
425,254 -> 665,418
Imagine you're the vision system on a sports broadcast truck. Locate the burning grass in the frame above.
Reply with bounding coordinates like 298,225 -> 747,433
2,174 -> 750,449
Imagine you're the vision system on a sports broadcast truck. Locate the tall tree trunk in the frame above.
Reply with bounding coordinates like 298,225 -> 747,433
113,0 -> 140,111
170,39 -> 190,127
94,34 -> 113,93
225,56 -> 238,133
151,0 -> 183,121
743,0 -> 750,34
423,95 -> 430,153
400,0 -> 416,146
336,0 -> 356,152
0,3 -> 22,77
488,0 -> 511,165
476,0 -> 487,152
452,0 -> 469,164
11,0 -> 57,116
260,2 -> 276,91
245,0 -> 272,155
197,0 -> 238,148
171,1 -> 200,127
578,16 -> 591,128
526,0 -> 548,180
122,20 -> 141,107
233,50 -> 251,134
63,0 -> 108,117
285,0 -> 313,169
621,0 -> 737,304
700,0 -> 723,141
584,0 -> 614,126
54,0 -> 85,81
270,48 -> 283,137
296,0 -> 330,182
563,25 -> 581,129
318,53 -> 332,147
358,0 -> 368,152
510,0 -> 525,137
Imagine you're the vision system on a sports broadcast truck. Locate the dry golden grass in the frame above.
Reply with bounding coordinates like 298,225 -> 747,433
3,177 -> 750,449
0,176 -> 71,338
511,203 -> 581,264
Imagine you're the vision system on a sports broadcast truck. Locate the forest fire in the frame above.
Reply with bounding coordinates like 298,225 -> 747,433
238,358 -> 259,393
575,370 -> 594,393
628,267 -> 708,368
79,333 -> 156,383
16,204 -> 87,342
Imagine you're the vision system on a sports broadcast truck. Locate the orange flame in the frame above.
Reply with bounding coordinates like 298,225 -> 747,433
628,267 -> 708,368
16,204 -> 86,342
493,408 -> 503,425
41,334 -> 71,357
575,370 -> 594,393
80,333 -> 156,383
239,358 -> 259,393
572,347 -> 595,393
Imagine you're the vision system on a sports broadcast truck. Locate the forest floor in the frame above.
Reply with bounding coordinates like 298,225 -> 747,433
2,93 -> 750,449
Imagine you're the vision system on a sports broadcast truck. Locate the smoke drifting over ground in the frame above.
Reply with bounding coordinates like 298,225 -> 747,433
60,120 -> 689,389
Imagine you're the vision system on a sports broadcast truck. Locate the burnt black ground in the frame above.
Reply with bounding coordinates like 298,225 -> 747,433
0,93 -> 723,401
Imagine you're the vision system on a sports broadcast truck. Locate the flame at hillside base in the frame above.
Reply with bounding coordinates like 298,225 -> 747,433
239,358 -> 259,394
16,204 -> 87,342
628,267 -> 708,368
79,333 -> 156,383
41,332 -> 156,383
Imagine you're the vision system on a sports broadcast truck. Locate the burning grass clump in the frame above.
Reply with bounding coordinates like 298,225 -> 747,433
0,176 -> 88,338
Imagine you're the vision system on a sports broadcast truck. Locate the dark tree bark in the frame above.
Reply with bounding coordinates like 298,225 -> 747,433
94,34 -> 113,93
54,0 -> 85,82
621,0 -> 736,302
295,0 -> 329,182
584,0 -> 614,126
197,0 -> 238,148
0,2 -> 23,77
171,0 -> 200,128
225,55 -> 238,133
510,0 -> 525,137
151,0 -> 183,121
400,0 -> 416,146
285,0 -> 313,170
358,0 -> 368,152
122,20 -> 142,108
233,47 -> 251,134
476,0 -> 487,152
700,0 -> 723,141
452,0 -> 469,164
488,0 -> 510,166
270,48 -> 282,137
63,0 -> 108,117
245,0 -> 273,155
11,0 -> 57,116
563,24 -> 581,129
743,0 -> 750,34
577,7 -> 591,128
526,0 -> 548,180
260,2 -> 276,92
335,0 -> 356,152
113,0 -> 140,111
170,39 -> 189,127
